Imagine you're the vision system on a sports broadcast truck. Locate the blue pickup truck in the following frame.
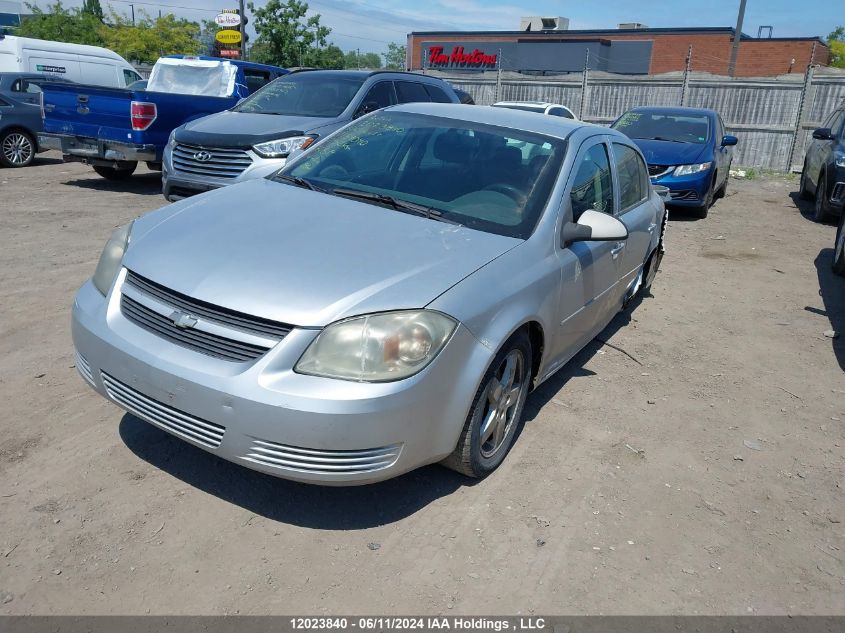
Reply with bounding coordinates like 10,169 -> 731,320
38,55 -> 286,179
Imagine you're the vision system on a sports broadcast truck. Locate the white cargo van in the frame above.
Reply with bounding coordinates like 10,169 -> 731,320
0,35 -> 141,87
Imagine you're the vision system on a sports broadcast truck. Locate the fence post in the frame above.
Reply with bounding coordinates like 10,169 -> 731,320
494,49 -> 502,101
680,46 -> 692,106
788,62 -> 816,172
579,49 -> 590,120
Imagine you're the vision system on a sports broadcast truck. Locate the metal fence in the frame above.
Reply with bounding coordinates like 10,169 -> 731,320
425,67 -> 845,172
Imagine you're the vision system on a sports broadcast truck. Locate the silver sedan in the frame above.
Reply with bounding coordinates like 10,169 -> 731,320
72,103 -> 667,485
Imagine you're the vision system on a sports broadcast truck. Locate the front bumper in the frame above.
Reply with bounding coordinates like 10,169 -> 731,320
38,133 -> 157,165
650,168 -> 712,207
162,144 -> 286,201
72,273 -> 492,485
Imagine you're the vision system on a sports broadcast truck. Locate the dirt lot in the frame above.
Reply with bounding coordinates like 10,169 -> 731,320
0,155 -> 843,615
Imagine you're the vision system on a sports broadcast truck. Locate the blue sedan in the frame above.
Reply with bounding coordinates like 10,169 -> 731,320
612,106 -> 737,218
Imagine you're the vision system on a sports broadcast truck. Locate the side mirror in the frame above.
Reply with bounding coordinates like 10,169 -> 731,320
561,210 -> 628,247
721,135 -> 738,147
354,101 -> 379,119
812,127 -> 833,140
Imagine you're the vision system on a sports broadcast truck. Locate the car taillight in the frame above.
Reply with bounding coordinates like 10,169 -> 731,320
130,101 -> 156,131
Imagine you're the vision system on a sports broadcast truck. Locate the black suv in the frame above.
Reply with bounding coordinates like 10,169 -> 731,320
799,106 -> 845,224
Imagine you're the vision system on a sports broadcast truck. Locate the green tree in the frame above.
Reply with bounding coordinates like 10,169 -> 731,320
382,42 -> 406,70
81,0 -> 104,22
198,18 -> 220,57
18,1 -> 105,46
310,44 -> 344,68
100,10 -> 202,64
344,50 -> 381,69
246,0 -> 330,67
830,27 -> 845,68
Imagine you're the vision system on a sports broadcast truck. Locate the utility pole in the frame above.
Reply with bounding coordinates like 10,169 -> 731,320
579,48 -> 590,120
727,0 -> 747,77
239,0 -> 246,61
681,45 -> 692,106
495,48 -> 502,102
357,47 -> 360,70
129,3 -> 135,25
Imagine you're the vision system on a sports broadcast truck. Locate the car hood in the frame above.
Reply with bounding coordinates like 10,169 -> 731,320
124,179 -> 521,327
631,139 -> 709,166
175,111 -> 337,148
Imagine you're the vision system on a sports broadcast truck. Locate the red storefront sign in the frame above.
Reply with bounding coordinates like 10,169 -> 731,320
218,48 -> 240,58
428,46 -> 497,67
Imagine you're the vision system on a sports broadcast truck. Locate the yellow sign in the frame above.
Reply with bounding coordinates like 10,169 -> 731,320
216,29 -> 242,44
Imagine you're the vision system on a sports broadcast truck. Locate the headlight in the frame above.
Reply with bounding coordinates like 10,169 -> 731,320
835,154 -> 845,168
253,135 -> 315,159
674,162 -> 712,176
166,129 -> 176,148
92,221 -> 133,296
295,310 -> 457,382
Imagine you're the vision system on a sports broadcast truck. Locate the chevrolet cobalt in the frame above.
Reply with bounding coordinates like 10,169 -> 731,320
72,103 -> 667,485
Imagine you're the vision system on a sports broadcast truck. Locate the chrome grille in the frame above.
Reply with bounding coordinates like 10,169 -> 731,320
242,439 -> 402,475
74,349 -> 95,386
171,144 -> 252,179
101,372 -> 225,448
648,164 -> 674,178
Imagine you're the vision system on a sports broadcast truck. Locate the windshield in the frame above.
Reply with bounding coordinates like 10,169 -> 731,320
234,74 -> 365,117
279,111 -> 566,239
612,111 -> 711,144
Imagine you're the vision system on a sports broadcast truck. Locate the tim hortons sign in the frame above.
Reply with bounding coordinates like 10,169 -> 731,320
428,46 -> 498,68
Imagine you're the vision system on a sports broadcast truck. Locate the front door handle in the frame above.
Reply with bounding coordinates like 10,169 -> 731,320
611,242 -> 625,258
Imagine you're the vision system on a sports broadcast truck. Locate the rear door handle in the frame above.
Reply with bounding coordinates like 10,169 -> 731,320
611,242 -> 625,257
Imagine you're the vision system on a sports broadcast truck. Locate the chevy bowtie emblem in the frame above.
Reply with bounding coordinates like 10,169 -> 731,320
169,310 -> 198,329
194,150 -> 213,162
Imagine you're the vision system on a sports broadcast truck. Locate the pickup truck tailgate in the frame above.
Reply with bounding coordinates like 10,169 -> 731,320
42,83 -> 137,144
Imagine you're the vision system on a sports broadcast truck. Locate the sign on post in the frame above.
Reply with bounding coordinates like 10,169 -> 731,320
214,12 -> 241,27
216,29 -> 243,45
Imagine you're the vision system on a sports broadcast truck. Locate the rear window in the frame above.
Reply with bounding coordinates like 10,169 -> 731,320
424,84 -> 452,103
235,74 -> 365,117
395,81 -> 430,104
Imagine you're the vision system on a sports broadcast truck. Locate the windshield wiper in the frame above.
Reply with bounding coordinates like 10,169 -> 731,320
274,174 -> 321,191
331,188 -> 461,225
638,136 -> 687,143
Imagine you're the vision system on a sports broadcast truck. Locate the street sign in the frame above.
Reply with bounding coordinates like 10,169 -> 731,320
216,29 -> 242,45
214,12 -> 241,27
218,48 -> 240,58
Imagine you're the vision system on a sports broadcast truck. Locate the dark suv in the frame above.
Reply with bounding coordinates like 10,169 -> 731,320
162,70 -> 460,200
799,106 -> 845,224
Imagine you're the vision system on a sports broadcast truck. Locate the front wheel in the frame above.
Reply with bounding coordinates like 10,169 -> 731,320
0,130 -> 35,168
814,172 -> 830,223
93,162 -> 137,180
833,212 -> 845,276
442,330 -> 532,478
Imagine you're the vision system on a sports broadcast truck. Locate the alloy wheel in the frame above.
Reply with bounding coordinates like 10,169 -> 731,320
2,133 -> 33,166
479,350 -> 526,458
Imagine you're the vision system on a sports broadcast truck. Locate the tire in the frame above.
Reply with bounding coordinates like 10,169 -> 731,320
814,171 -> 830,223
93,162 -> 137,180
0,129 -> 35,168
833,211 -> 845,277
692,175 -> 715,218
798,160 -> 812,200
442,330 -> 532,478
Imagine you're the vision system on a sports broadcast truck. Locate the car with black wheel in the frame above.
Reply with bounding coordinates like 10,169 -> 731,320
0,92 -> 41,168
611,106 -> 736,219
834,212 -> 845,276
799,106 -> 845,224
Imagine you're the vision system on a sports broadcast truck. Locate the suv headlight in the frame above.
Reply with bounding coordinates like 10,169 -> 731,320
835,154 -> 845,168
674,162 -> 712,176
92,221 -> 133,296
295,310 -> 457,382
253,135 -> 315,159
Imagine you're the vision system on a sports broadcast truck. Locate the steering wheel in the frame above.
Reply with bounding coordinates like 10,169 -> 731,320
483,183 -> 525,202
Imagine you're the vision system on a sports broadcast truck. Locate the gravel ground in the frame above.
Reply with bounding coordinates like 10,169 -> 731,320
0,155 -> 843,615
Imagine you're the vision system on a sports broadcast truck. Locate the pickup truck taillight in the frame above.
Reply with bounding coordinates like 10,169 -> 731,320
130,101 -> 157,131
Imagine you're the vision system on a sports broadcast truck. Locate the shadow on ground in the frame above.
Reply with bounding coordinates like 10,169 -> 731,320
63,171 -> 163,196
813,248 -> 845,371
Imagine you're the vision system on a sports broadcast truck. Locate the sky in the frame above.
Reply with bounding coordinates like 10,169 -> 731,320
26,0 -> 839,56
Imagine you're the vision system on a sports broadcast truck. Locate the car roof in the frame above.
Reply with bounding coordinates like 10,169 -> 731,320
387,102 -> 608,140
628,106 -> 717,118
287,69 -> 449,83
493,101 -> 560,108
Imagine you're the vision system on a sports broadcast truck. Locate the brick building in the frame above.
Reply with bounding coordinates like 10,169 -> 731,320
406,26 -> 831,77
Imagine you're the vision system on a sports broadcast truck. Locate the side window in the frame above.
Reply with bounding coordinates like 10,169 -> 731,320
570,143 -> 613,218
831,111 -> 845,138
423,84 -> 452,103
24,81 -> 42,94
716,116 -> 725,141
243,69 -> 271,94
395,81 -> 430,104
360,81 -> 396,111
550,107 -> 574,119
612,143 -> 649,212
10,78 -> 22,92
123,69 -> 141,86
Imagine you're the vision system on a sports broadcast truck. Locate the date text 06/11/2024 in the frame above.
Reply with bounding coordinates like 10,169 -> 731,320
289,618 -> 547,631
